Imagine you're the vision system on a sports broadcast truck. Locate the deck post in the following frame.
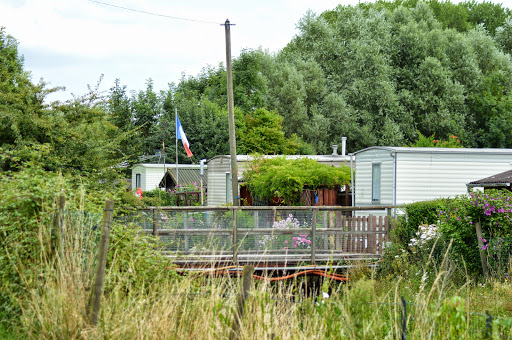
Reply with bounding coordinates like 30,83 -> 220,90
311,208 -> 317,265
232,208 -> 238,265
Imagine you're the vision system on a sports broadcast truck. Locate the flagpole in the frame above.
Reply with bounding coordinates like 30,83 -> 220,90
175,107 -> 179,189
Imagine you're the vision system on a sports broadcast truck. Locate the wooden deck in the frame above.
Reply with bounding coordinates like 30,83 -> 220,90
128,206 -> 396,266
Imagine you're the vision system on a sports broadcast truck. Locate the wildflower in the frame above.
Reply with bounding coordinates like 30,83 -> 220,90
323,292 -> 330,299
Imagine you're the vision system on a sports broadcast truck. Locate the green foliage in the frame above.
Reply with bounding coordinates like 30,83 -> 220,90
392,199 -> 446,249
140,188 -> 175,207
0,32 -> 129,173
435,296 -> 467,338
237,108 -> 303,155
104,221 -> 174,295
0,164 -> 62,323
408,131 -> 464,147
243,157 -> 350,205
384,190 -> 512,280
0,160 -> 175,327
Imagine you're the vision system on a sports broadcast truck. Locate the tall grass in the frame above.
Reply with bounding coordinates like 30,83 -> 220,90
10,214 -> 512,339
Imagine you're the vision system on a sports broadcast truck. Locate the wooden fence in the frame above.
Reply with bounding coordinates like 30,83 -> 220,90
129,206 -> 397,266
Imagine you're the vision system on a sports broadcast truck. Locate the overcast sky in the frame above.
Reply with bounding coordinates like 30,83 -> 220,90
1,0 -> 511,102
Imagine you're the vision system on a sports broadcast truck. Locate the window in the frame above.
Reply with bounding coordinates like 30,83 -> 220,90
136,173 -> 141,189
372,163 -> 381,203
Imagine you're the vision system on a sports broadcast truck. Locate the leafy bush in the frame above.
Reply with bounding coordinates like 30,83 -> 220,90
243,156 -> 350,205
142,188 -> 175,206
0,162 -> 176,328
383,190 -> 512,280
392,199 -> 446,250
408,131 -> 464,148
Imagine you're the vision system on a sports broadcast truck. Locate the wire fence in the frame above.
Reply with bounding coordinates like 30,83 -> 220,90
117,206 -> 395,265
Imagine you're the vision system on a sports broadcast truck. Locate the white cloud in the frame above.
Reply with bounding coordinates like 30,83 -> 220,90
3,0 -> 511,102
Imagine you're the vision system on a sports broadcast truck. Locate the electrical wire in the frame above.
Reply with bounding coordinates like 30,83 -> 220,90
88,0 -> 223,25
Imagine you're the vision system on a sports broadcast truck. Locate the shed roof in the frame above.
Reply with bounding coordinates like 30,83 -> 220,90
467,169 -> 512,187
353,146 -> 512,155
159,167 -> 207,188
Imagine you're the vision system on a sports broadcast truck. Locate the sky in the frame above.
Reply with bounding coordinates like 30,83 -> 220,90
1,0 -> 512,102
1,0 -> 350,102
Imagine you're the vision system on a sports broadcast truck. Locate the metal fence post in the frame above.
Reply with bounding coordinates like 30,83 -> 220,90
152,208 -> 158,237
184,211 -> 189,251
232,208 -> 238,266
311,208 -> 317,265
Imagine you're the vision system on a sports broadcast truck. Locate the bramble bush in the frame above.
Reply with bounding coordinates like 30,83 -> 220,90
383,189 -> 512,281
0,161 -> 175,329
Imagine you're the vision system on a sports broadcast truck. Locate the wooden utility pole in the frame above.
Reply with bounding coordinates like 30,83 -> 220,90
224,19 -> 239,206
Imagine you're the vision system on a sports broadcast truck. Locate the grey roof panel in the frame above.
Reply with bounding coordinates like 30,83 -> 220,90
468,169 -> 512,185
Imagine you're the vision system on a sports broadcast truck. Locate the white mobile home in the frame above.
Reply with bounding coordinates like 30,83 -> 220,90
353,147 -> 512,207
131,163 -> 202,192
207,154 -> 351,207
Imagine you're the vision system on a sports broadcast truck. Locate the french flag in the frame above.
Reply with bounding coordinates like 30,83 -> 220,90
176,115 -> 193,158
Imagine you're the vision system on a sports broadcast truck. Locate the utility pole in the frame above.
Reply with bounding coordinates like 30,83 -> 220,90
224,19 -> 239,206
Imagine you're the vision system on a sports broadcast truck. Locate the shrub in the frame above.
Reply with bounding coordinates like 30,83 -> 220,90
383,190 -> 512,281
243,156 -> 350,205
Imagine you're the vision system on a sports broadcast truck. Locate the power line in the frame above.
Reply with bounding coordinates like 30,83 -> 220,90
88,0 -> 222,25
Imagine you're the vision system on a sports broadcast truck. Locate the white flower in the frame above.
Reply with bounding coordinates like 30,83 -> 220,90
323,292 -> 330,299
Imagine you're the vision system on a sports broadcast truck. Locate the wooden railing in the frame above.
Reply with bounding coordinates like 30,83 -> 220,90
130,206 -> 398,265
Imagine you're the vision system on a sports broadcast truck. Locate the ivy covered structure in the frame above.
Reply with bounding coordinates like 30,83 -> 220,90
206,154 -> 351,207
